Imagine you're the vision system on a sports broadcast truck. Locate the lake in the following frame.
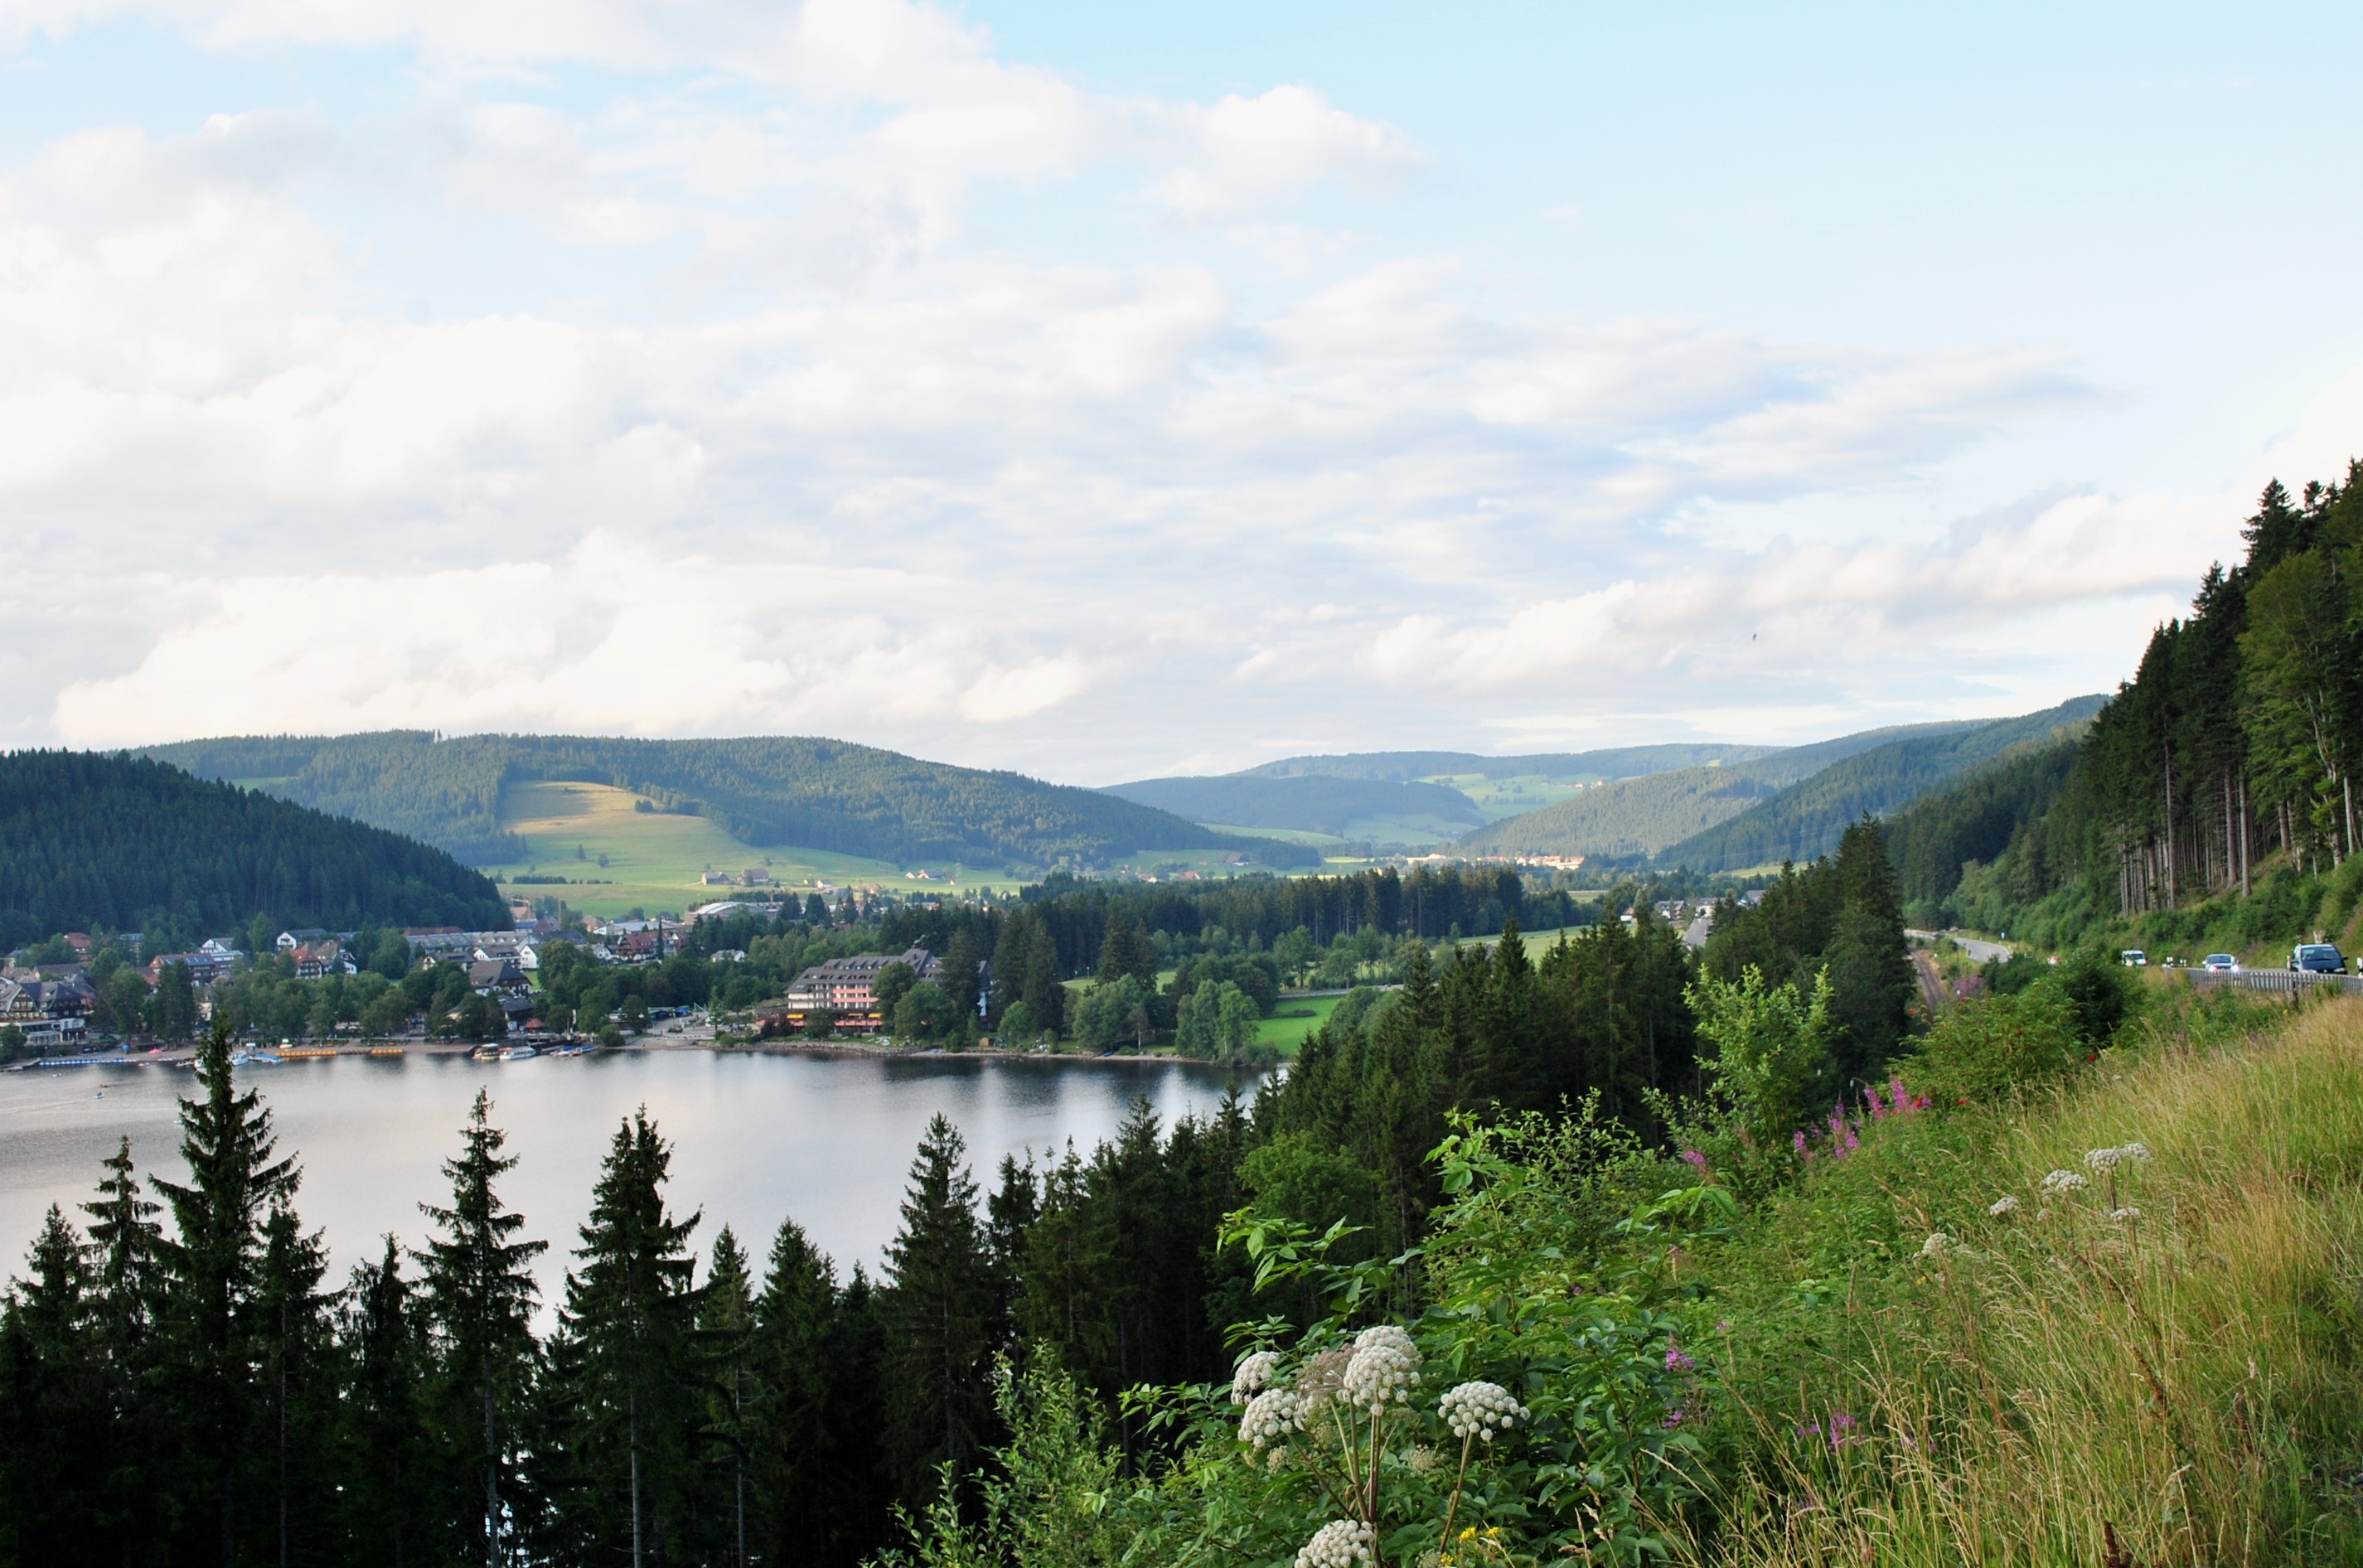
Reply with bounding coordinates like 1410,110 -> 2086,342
0,1049 -> 1257,1306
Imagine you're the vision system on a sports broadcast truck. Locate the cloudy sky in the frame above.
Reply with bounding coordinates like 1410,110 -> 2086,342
3,2 -> 2361,783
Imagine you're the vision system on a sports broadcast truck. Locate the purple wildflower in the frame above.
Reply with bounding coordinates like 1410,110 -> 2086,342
1664,1343 -> 1695,1373
1680,1149 -> 1708,1173
1662,1405 -> 1688,1429
1793,1130 -> 1808,1158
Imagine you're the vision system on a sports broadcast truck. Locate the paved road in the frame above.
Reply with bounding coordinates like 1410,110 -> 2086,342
1906,928 -> 2012,965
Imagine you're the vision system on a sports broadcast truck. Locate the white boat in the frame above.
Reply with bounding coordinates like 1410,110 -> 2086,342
497,1044 -> 539,1061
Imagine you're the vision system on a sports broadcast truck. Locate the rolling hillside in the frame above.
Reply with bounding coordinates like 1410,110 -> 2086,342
1655,695 -> 2104,871
1100,774 -> 1485,838
0,751 -> 509,946
1452,702 -> 2103,863
1453,766 -> 1783,859
138,733 -> 1304,872
1235,743 -> 1772,783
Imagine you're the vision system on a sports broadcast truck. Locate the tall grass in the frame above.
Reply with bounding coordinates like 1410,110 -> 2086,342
1679,994 -> 2363,1566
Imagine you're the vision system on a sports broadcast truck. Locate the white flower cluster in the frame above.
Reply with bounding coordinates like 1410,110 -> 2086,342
2083,1147 -> 2123,1173
1989,1195 -> 2021,1217
1341,1324 -> 1422,1413
2110,1207 -> 2143,1223
1439,1381 -> 1528,1442
1232,1350 -> 1280,1406
2118,1142 -> 2152,1163
2041,1169 -> 2089,1195
1296,1518 -> 1374,1568
1239,1387 -> 1303,1449
1920,1232 -> 1954,1259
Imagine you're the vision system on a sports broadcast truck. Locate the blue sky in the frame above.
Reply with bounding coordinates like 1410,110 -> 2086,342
2,2 -> 2359,782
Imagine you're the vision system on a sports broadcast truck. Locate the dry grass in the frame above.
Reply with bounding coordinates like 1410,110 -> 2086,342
1679,996 -> 2363,1567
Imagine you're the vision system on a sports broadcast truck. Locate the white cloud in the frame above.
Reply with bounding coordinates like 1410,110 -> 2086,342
0,0 -> 2334,781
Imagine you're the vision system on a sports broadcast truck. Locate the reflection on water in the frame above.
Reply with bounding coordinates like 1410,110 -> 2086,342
0,1051 -> 1256,1306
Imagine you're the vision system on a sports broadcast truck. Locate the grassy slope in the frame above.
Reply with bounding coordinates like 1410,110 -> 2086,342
1256,994 -> 1341,1055
481,781 -> 1020,918
1685,989 -> 2363,1566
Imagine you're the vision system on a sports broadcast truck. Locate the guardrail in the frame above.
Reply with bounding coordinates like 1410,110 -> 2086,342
2186,968 -> 2363,997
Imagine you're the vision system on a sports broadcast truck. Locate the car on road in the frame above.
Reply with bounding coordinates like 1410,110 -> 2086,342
2119,950 -> 2147,967
2289,943 -> 2346,975
2201,953 -> 2239,972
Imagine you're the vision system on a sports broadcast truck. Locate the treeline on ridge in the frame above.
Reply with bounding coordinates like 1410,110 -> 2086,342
1873,462 -> 2363,949
0,751 -> 510,949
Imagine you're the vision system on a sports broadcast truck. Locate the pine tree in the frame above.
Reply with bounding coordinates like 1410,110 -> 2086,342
152,1022 -> 302,1566
415,1089 -> 546,1568
700,1227 -> 756,1568
984,1154 -> 1039,1356
0,1207 -> 99,1561
880,1114 -> 996,1508
255,1201 -> 333,1566
748,1218 -> 884,1566
1824,817 -> 1915,1085
83,1135 -> 167,1561
550,1110 -> 705,1566
339,1236 -> 431,1568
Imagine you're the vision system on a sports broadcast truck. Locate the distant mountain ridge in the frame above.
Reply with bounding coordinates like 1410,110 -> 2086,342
0,750 -> 509,946
1452,699 -> 2106,863
138,733 -> 1309,871
1101,774 -> 1486,837
1655,695 -> 2106,871
1234,743 -> 1774,783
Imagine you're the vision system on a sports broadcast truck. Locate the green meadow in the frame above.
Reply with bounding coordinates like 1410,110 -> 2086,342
477,780 -> 1029,919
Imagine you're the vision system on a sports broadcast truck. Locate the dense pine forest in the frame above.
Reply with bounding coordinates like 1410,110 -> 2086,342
1883,462 -> 2363,956
0,752 -> 510,948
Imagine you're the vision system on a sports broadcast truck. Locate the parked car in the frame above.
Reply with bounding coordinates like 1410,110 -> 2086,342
2289,943 -> 2346,975
2119,950 -> 2147,967
2201,953 -> 2239,972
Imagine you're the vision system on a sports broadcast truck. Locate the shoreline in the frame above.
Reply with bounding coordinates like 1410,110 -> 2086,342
6,1037 -> 1257,1073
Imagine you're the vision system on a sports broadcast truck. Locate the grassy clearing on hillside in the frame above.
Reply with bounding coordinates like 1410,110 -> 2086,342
1255,993 -> 1340,1056
480,781 -> 929,917
1681,989 -> 2363,1566
1429,770 -> 1597,821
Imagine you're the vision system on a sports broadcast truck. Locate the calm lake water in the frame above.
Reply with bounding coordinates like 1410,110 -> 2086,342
0,1049 -> 1256,1306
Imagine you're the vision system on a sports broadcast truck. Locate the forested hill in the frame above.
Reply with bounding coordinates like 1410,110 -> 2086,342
1656,694 -> 2106,872
1099,773 -> 1485,835
1236,743 -> 1770,782
136,733 -> 1296,869
1455,766 -> 1782,859
0,751 -> 509,946
1450,713 -> 2065,861
1881,462 -> 2363,942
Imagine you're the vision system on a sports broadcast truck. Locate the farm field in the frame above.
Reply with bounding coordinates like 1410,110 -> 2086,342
478,781 -> 1027,918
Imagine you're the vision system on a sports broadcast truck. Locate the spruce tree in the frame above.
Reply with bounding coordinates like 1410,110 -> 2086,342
550,1110 -> 705,1566
152,1022 -> 301,1566
1825,817 -> 1915,1085
0,1207 -> 99,1560
416,1089 -> 546,1568
254,1202 -> 334,1566
748,1218 -> 868,1565
700,1227 -> 756,1568
339,1236 -> 431,1568
880,1114 -> 995,1508
83,1135 -> 167,1561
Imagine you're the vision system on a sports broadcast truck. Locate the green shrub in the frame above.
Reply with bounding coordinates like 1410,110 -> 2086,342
1901,985 -> 2081,1106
